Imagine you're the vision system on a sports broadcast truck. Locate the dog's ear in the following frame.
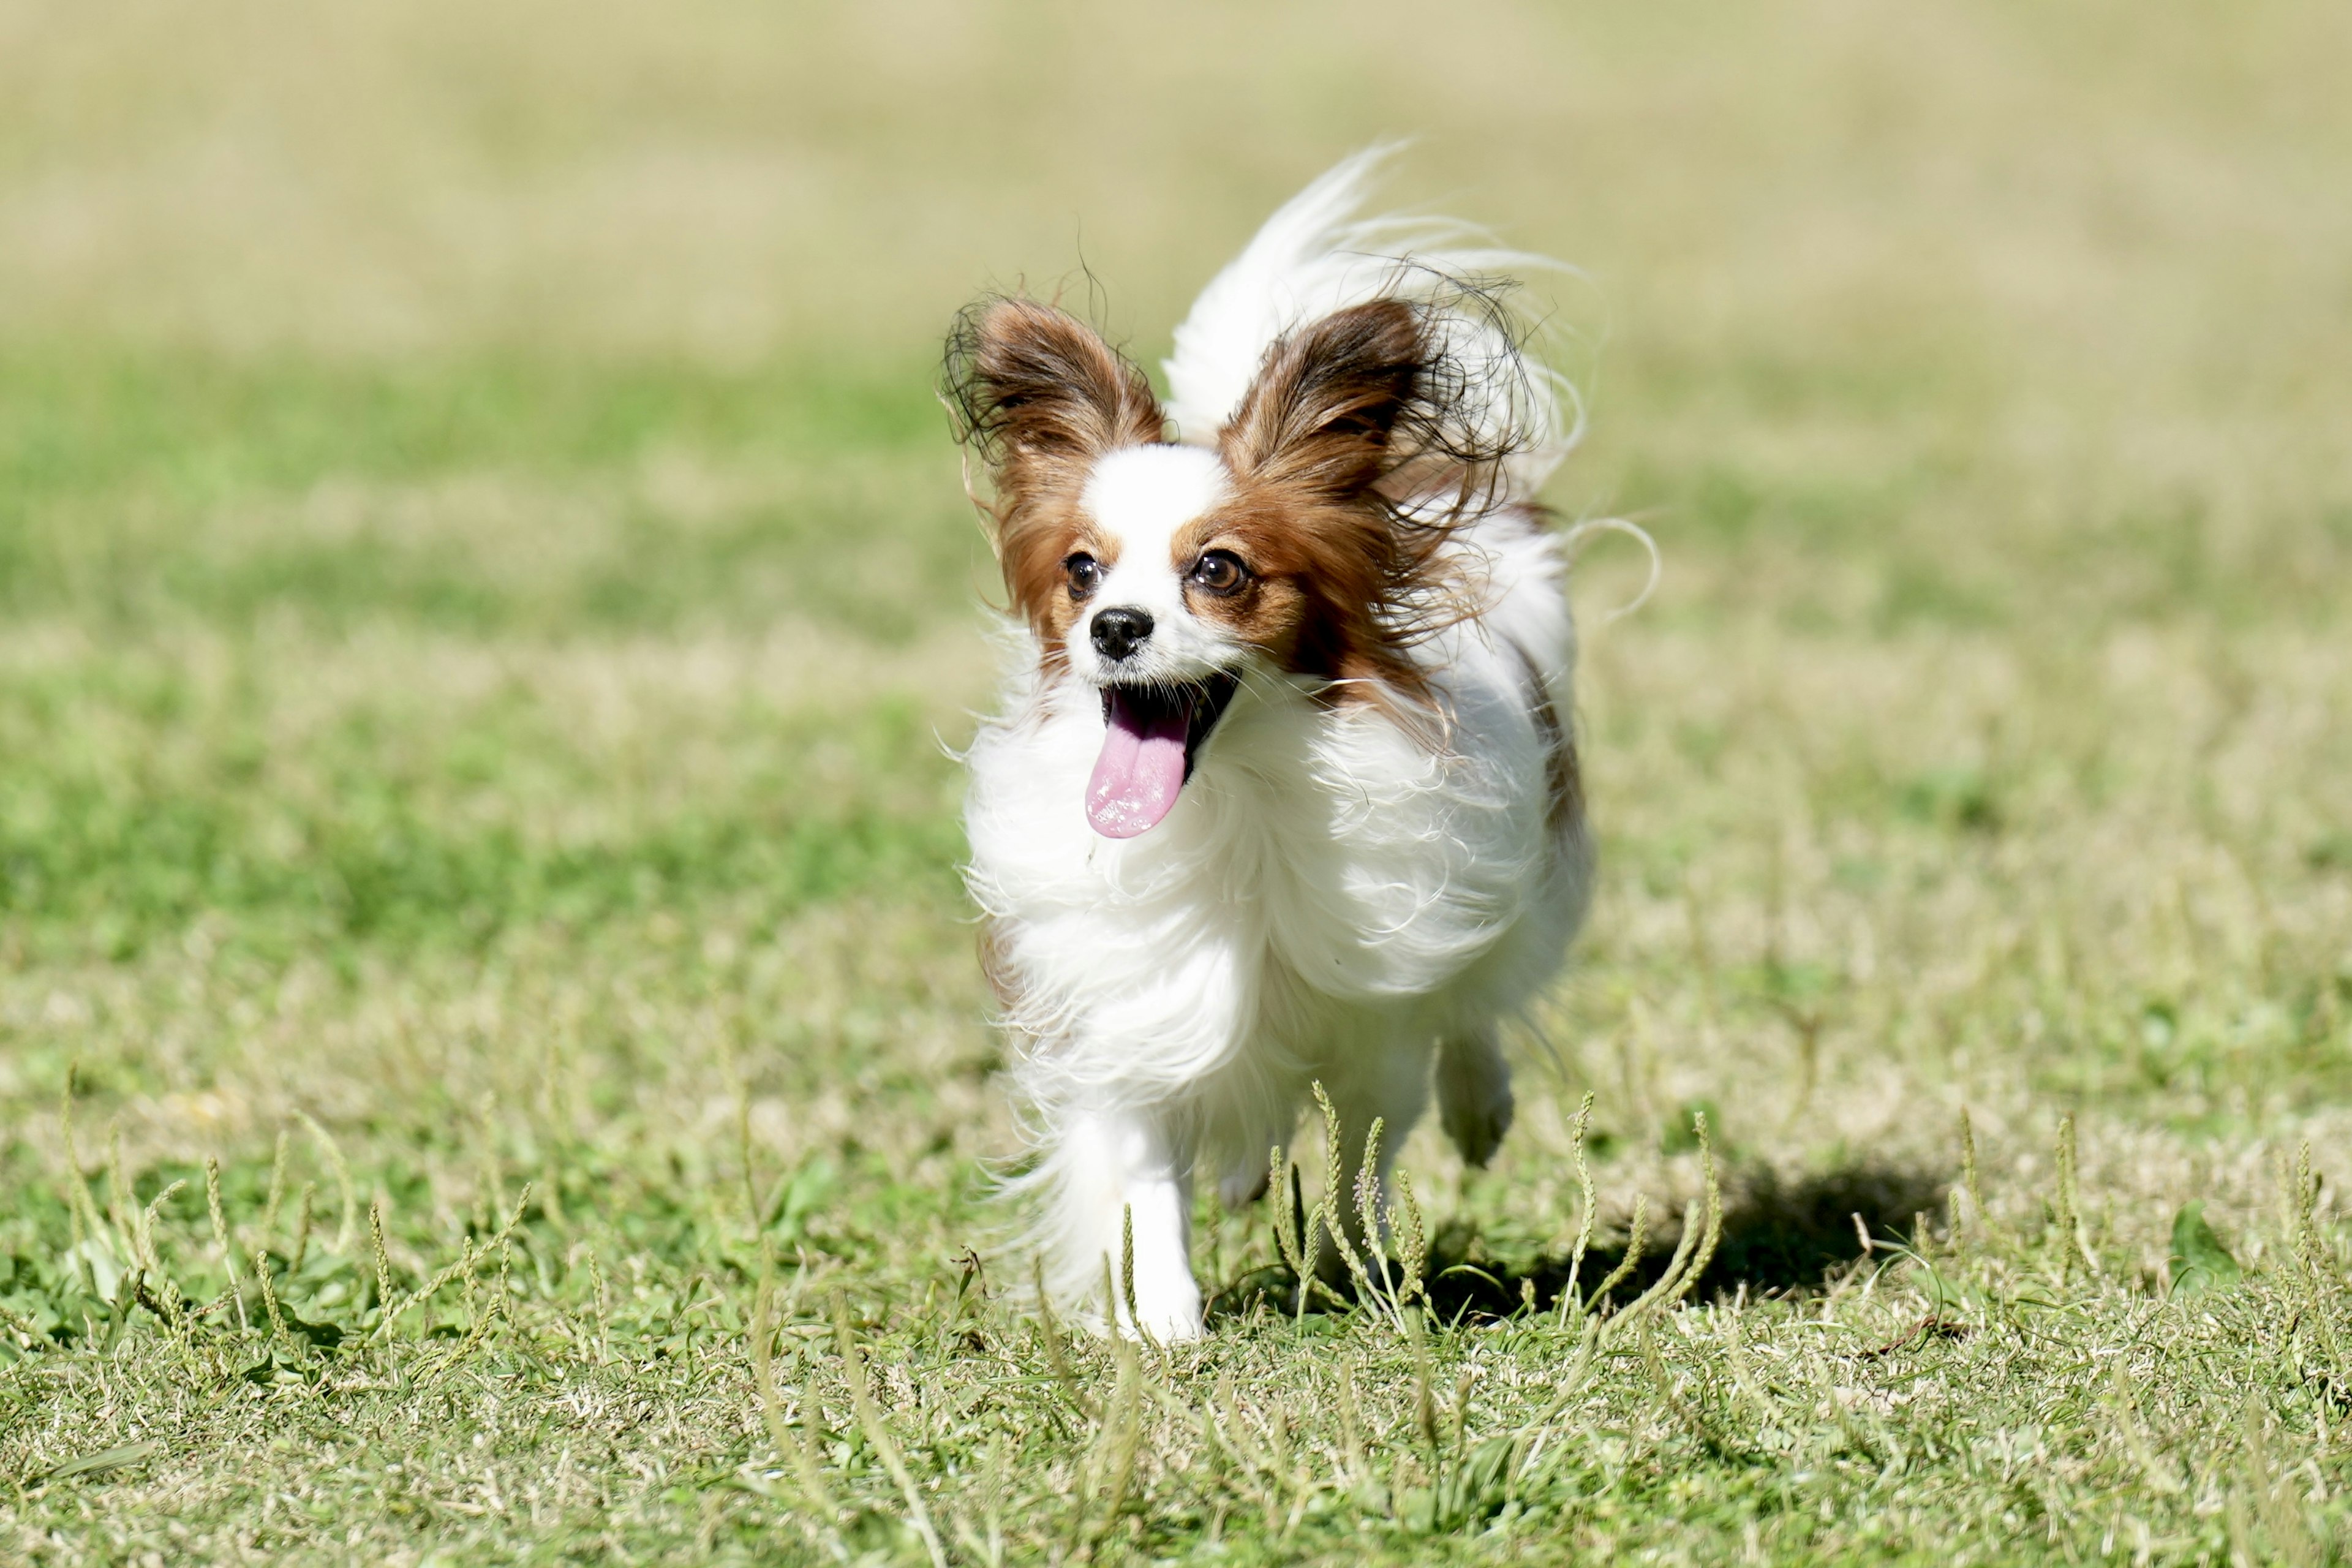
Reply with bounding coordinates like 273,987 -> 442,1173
1218,298 -> 1427,500
946,298 -> 1166,522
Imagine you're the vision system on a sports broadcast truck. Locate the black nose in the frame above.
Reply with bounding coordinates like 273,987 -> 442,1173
1090,607 -> 1154,662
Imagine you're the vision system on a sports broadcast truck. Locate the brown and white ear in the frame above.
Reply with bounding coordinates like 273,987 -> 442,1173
946,298 -> 1167,524
1217,298 -> 1428,499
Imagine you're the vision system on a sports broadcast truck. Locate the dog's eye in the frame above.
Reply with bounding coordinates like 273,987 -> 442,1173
1064,553 -> 1102,599
1187,550 -> 1249,596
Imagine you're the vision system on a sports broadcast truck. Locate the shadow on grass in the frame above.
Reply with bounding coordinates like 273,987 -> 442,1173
1208,1161 -> 1948,1325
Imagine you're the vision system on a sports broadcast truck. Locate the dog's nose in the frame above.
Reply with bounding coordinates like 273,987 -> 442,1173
1090,607 -> 1154,662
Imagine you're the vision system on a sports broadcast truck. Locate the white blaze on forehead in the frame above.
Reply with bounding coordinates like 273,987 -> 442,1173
1075,443 -> 1238,682
1082,444 -> 1228,575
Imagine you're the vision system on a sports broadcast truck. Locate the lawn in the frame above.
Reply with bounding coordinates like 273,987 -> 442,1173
3,1 -> 2350,1562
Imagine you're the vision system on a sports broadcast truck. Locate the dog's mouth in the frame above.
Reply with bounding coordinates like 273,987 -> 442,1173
1084,674 -> 1240,839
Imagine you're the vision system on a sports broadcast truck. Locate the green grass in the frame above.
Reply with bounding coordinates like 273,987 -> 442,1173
6,0 -> 2352,1561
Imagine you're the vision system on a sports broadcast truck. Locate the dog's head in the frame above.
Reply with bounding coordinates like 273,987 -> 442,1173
948,292 -> 1527,839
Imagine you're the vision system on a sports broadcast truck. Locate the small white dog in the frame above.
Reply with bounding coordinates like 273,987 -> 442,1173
948,151 -> 1593,1339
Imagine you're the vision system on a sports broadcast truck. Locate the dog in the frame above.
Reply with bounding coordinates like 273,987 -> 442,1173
947,149 -> 1593,1339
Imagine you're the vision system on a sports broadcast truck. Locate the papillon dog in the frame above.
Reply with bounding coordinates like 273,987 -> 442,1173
947,150 -> 1593,1339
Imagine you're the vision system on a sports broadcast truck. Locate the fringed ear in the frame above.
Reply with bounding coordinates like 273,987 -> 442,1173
1221,284 -> 1544,531
1216,299 -> 1427,500
944,298 -> 1167,530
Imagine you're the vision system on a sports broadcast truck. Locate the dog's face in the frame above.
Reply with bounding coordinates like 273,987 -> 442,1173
950,296 -> 1455,837
1049,443 -> 1250,690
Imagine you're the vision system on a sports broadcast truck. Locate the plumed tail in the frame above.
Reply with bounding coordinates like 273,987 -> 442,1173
1161,145 -> 1579,508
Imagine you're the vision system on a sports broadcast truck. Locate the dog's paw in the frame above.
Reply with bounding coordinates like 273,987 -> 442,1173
1126,1280 -> 1205,1343
1439,1072 -> 1515,1169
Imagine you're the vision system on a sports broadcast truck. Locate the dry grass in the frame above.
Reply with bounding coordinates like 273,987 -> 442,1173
2,0 -> 2349,1561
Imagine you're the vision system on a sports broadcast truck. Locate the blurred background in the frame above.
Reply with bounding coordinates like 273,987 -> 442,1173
5,0 -> 2350,1357
8,0 -> 2349,640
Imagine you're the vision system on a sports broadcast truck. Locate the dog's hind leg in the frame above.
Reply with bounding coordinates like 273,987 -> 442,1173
1436,1022 -> 1515,1169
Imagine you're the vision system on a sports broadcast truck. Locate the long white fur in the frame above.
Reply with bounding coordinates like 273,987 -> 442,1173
964,154 -> 1594,1339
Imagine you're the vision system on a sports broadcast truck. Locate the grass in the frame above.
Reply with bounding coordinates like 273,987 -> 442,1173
4,0 -> 2351,1561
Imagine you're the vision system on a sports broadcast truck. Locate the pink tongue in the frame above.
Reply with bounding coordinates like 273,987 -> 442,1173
1085,693 -> 1190,839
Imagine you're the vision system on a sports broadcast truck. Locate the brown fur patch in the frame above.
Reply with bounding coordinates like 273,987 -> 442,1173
1012,516 -> 1118,655
944,298 -> 1164,649
1211,298 -> 1457,705
1512,643 -> 1585,834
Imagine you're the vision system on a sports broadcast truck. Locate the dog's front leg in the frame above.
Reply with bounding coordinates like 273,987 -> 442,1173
1042,1106 -> 1202,1342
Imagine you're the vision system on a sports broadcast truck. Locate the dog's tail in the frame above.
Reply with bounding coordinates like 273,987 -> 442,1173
1160,145 -> 1579,509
